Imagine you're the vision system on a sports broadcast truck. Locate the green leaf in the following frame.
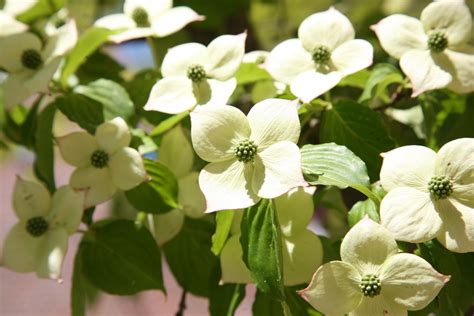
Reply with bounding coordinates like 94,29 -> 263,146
320,100 -> 395,180
74,79 -> 135,124
125,159 -> 179,214
150,111 -> 189,136
338,69 -> 370,89
347,199 -> 380,227
81,219 -> 165,295
55,93 -> 104,134
163,217 -> 218,297
251,80 -> 277,103
240,199 -> 285,301
252,290 -> 285,316
71,244 -> 99,316
76,50 -> 124,84
20,99 -> 41,148
211,210 -> 234,256
235,63 -> 272,85
359,63 -> 404,103
124,69 -> 161,110
301,143 -> 379,204
60,27 -> 118,86
34,103 -> 56,192
285,287 -> 323,316
209,265 -> 246,316
16,0 -> 63,23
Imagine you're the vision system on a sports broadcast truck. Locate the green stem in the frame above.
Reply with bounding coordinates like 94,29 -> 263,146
146,37 -> 161,69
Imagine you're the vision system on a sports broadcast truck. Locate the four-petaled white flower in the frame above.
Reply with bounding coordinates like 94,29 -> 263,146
266,7 -> 373,103
56,117 -> 147,208
220,187 -> 323,286
190,99 -> 306,212
379,138 -> 474,253
372,0 -> 474,97
95,0 -> 204,43
1,178 -> 84,280
0,20 -> 77,108
151,125 -> 206,245
144,32 -> 246,114
300,217 -> 449,316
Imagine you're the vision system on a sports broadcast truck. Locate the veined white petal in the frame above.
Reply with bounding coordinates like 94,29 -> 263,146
70,166 -> 117,208
36,228 -> 68,280
190,104 -> 250,163
158,125 -> 194,178
199,159 -> 259,212
0,32 -> 42,73
95,13 -> 136,30
438,47 -> 474,94
144,77 -> 196,114
47,186 -> 84,234
298,7 -> 355,52
13,177 -> 51,221
290,70 -> 341,103
400,49 -> 452,97
109,147 -> 146,191
275,186 -> 315,237
341,218 -> 398,276
153,209 -> 185,246
151,7 -> 204,37
437,198 -> 474,253
205,32 -> 246,81
56,132 -> 98,167
331,39 -> 373,76
161,43 -> 207,77
220,234 -> 253,284
95,117 -> 131,155
351,295 -> 407,316
178,172 -> 206,219
380,145 -> 436,192
371,14 -> 427,59
202,78 -> 236,106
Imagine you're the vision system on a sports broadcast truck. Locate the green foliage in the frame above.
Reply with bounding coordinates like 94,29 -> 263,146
76,50 -> 124,84
71,245 -> 99,316
209,266 -> 246,316
34,103 -> 56,192
359,63 -> 404,103
55,93 -> 104,134
235,63 -> 272,85
211,210 -> 234,256
347,198 -> 380,227
16,0 -> 63,23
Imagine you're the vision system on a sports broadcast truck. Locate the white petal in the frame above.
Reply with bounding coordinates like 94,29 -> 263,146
380,253 -> 449,310
1,223 -> 42,273
178,172 -> 206,219
4,0 -> 36,16
47,186 -> 84,235
151,7 -> 204,37
331,39 -> 373,76
400,49 -> 452,97
95,13 -> 136,30
56,132 -> 98,167
266,39 -> 314,84
437,198 -> 474,253
158,125 -> 194,178
299,261 -> 362,315
275,186 -> 315,237
438,48 -> 474,94
202,78 -> 236,106
199,159 -> 260,212
13,177 -> 51,221
381,188 -> 442,243
107,27 -> 155,44
161,43 -> 207,77
252,141 -> 306,199
70,166 -> 117,208
152,209 -> 185,246
42,20 -> 78,61
205,33 -> 247,81
95,117 -> 131,155
0,32 -> 42,73
371,14 -> 427,59
124,0 -> 171,20
247,98 -> 300,150
190,104 -> 250,163
0,12 -> 28,36
340,217 -> 398,275
380,145 -> 437,192
109,147 -> 146,190
290,70 -> 341,103
298,7 -> 355,52
420,0 -> 472,47
282,230 -> 323,286
351,295 -> 407,316
220,234 -> 253,284
36,228 -> 68,280
144,77 -> 196,114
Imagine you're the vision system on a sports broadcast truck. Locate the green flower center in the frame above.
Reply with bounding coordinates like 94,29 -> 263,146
132,7 -> 150,27
428,175 -> 453,199
26,216 -> 49,237
90,150 -> 109,168
187,64 -> 206,82
427,32 -> 448,53
312,46 -> 331,64
21,49 -> 43,70
360,274 -> 381,297
234,139 -> 258,163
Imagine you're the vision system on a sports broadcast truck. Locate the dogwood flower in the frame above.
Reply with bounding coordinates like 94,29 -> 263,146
266,7 -> 373,103
1,178 -> 84,280
144,32 -> 246,114
300,217 -> 449,315
0,20 -> 77,108
221,187 -> 323,286
56,117 -> 147,208
95,0 -> 204,43
379,138 -> 474,253
0,11 -> 27,36
151,125 -> 206,245
190,99 -> 306,212
372,0 -> 474,96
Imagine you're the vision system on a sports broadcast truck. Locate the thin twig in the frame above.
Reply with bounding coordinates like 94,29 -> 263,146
175,290 -> 187,316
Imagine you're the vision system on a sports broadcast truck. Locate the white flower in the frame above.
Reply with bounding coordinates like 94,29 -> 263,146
1,178 -> 84,280
94,0 -> 204,43
56,117 -> 147,208
372,0 -> 474,96
300,217 -> 449,316
0,20 -> 77,108
151,125 -> 206,245
220,186 -> 323,286
144,32 -> 246,114
379,138 -> 474,253
190,99 -> 306,212
266,7 -> 373,103
2,0 -> 38,17
0,11 -> 27,36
